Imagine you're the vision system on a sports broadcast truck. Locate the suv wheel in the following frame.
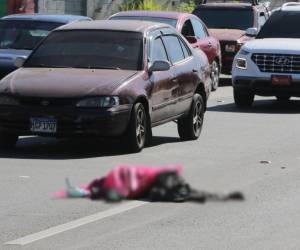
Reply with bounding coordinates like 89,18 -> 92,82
211,60 -> 220,91
0,132 -> 18,150
234,88 -> 254,108
124,102 -> 147,153
178,93 -> 204,140
276,96 -> 290,101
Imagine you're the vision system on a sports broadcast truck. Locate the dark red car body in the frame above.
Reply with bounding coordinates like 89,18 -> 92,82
110,11 -> 221,68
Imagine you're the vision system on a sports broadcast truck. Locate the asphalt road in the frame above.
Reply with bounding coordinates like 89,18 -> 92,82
2,80 -> 300,250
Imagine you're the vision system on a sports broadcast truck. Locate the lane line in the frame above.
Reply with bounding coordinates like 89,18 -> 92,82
5,200 -> 147,246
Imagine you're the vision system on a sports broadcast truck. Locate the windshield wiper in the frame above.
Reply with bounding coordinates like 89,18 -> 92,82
79,66 -> 121,70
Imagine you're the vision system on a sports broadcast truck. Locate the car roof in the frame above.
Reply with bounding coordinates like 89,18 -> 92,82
280,2 -> 300,12
111,11 -> 193,19
195,3 -> 256,9
57,20 -> 171,33
1,14 -> 92,23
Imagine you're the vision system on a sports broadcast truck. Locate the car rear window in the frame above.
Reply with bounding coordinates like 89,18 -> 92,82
193,8 -> 254,30
25,30 -> 144,71
257,11 -> 300,39
110,16 -> 178,28
0,20 -> 62,50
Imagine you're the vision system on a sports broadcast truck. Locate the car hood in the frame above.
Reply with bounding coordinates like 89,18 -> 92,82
243,38 -> 300,54
209,28 -> 246,41
0,68 -> 138,97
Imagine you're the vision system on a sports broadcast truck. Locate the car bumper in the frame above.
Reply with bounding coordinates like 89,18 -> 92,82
0,105 -> 132,137
233,76 -> 300,96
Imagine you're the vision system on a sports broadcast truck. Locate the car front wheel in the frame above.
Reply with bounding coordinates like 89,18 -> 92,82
124,102 -> 147,153
234,88 -> 254,108
178,93 -> 204,141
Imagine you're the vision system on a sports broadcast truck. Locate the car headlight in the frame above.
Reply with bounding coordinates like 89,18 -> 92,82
236,58 -> 247,70
0,95 -> 19,106
76,96 -> 120,108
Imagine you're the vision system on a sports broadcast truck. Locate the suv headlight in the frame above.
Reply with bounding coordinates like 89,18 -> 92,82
76,96 -> 120,108
236,58 -> 247,70
0,95 -> 19,106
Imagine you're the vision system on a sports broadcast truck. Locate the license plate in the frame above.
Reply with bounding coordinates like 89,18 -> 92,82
271,75 -> 292,86
30,118 -> 57,133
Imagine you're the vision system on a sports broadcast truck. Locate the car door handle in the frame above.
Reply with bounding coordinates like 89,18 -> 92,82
192,69 -> 198,73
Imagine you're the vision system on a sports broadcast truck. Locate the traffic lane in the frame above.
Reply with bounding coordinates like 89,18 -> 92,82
2,87 -> 300,248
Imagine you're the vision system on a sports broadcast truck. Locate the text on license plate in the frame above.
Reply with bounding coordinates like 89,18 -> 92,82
30,118 -> 57,133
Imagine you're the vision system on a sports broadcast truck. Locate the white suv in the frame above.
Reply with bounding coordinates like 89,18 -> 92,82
232,2 -> 300,107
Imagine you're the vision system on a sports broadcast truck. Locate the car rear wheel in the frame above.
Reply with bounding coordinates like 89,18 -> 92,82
124,102 -> 147,153
0,131 -> 18,150
276,96 -> 290,101
211,60 -> 220,91
234,88 -> 254,108
178,93 -> 204,141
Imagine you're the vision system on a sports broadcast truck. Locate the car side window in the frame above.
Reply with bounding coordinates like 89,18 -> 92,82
162,35 -> 185,64
151,37 -> 168,63
191,18 -> 208,39
179,38 -> 191,58
181,20 -> 195,37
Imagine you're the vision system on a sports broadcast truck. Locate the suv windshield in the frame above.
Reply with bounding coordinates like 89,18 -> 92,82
0,20 -> 62,50
257,11 -> 300,38
110,16 -> 177,28
25,30 -> 144,70
193,8 -> 254,30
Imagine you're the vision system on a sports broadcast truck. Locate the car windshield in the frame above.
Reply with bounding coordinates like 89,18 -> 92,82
193,8 -> 254,30
257,11 -> 300,39
0,20 -> 63,50
110,16 -> 177,27
25,30 -> 144,70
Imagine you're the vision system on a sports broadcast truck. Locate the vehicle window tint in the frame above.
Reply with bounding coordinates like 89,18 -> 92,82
151,37 -> 168,62
181,20 -> 195,37
162,35 -> 185,64
257,11 -> 300,38
191,18 -> 207,39
193,8 -> 254,30
0,20 -> 62,50
179,38 -> 191,58
25,30 -> 144,70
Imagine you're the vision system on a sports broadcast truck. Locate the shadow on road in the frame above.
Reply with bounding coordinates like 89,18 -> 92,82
0,135 -> 182,160
219,76 -> 232,86
208,99 -> 300,114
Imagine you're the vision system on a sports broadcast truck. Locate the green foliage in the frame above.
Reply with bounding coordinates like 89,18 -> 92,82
120,0 -> 165,11
178,1 -> 197,13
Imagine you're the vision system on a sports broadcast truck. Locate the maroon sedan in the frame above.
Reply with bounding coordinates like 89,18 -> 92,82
110,11 -> 221,91
0,20 -> 211,152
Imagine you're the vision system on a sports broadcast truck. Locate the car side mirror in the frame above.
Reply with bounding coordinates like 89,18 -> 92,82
14,56 -> 27,68
185,36 -> 197,44
245,27 -> 258,37
148,60 -> 170,73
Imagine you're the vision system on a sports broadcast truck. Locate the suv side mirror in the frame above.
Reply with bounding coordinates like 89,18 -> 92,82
245,27 -> 258,37
185,36 -> 197,44
148,60 -> 170,73
14,56 -> 27,68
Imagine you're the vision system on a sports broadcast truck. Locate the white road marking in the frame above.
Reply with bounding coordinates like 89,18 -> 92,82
5,200 -> 147,246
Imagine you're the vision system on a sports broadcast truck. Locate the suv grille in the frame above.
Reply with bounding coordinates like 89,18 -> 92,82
252,53 -> 300,74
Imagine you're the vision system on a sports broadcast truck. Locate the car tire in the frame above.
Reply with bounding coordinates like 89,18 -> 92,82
211,60 -> 220,91
0,131 -> 18,150
124,102 -> 147,153
234,88 -> 254,108
276,96 -> 290,101
178,93 -> 204,141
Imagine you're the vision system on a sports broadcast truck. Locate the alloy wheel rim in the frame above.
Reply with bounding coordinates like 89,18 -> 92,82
193,101 -> 203,135
211,61 -> 219,89
136,107 -> 146,148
